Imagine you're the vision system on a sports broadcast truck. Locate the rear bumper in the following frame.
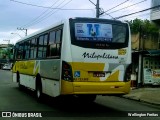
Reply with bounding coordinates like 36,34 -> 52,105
61,80 -> 131,95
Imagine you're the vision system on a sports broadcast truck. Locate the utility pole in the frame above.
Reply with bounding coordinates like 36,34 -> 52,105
139,25 -> 142,50
17,28 -> 27,36
96,0 -> 100,18
138,25 -> 143,87
89,0 -> 100,18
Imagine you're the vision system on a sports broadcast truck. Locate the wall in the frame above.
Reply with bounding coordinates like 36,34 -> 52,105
131,33 -> 159,50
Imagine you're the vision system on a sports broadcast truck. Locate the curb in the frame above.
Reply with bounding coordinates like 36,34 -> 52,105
122,96 -> 160,106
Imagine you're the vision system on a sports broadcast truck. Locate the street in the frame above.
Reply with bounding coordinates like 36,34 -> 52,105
0,70 -> 160,120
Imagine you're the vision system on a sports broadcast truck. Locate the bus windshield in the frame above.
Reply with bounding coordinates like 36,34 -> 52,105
70,18 -> 129,49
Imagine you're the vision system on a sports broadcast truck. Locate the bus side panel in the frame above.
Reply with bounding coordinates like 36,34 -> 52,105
12,73 -> 17,83
19,74 -> 36,90
42,78 -> 60,97
40,59 -> 61,97
40,59 -> 60,80
12,59 -> 61,97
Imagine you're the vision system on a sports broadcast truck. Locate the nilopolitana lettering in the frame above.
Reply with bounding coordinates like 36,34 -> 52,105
82,52 -> 118,60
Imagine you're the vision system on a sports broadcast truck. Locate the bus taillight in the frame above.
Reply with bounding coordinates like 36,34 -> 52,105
62,61 -> 73,81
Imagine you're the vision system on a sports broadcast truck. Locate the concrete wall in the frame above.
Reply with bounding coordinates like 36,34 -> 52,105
131,34 -> 140,50
131,33 -> 159,50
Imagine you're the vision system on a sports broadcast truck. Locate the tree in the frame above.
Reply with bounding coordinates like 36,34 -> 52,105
127,18 -> 159,36
0,44 -> 14,59
127,18 -> 143,34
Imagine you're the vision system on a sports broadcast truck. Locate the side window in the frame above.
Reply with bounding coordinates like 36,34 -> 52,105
25,41 -> 30,59
56,30 -> 61,43
49,31 -> 56,57
49,31 -> 55,44
15,44 -> 20,60
37,34 -> 48,58
14,29 -> 62,60
43,34 -> 48,57
56,29 -> 62,56
50,44 -> 57,56
30,39 -> 34,59
30,39 -> 37,59
48,29 -> 62,57
17,42 -> 24,60
38,36 -> 43,58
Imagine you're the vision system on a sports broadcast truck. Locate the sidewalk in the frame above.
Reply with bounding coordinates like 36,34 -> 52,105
123,87 -> 160,105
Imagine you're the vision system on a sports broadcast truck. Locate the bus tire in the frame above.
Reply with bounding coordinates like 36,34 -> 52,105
35,75 -> 43,101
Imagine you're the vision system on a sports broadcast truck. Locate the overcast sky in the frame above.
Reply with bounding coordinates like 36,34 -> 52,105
0,0 -> 151,44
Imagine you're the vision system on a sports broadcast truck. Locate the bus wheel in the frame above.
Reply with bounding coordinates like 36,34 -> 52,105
36,76 -> 43,101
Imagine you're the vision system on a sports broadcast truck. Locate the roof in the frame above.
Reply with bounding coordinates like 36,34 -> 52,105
0,44 -> 8,48
142,50 -> 160,56
132,50 -> 160,56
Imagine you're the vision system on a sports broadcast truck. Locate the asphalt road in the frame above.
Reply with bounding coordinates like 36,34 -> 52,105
0,70 -> 160,120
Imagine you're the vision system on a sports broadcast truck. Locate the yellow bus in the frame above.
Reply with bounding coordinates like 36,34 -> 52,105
12,17 -> 131,102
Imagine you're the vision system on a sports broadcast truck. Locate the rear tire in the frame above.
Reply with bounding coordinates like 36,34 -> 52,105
36,75 -> 43,101
36,84 -> 42,100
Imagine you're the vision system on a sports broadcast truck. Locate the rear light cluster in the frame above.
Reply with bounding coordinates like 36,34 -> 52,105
62,61 -> 73,81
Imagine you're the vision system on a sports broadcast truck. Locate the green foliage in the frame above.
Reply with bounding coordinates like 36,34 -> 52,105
0,46 -> 14,59
127,18 -> 159,35
127,18 -> 143,33
0,48 -> 7,58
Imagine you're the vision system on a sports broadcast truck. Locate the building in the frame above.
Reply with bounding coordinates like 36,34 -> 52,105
150,0 -> 160,49
130,0 -> 160,87
150,0 -> 160,25
131,32 -> 160,87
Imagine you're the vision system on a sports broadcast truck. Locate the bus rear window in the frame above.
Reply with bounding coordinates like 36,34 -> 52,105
70,18 -> 129,49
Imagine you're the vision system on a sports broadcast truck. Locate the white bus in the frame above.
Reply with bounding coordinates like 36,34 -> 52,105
12,17 -> 131,102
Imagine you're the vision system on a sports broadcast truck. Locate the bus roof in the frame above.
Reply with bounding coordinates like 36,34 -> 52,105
15,17 -> 127,44
72,17 -> 125,23
16,20 -> 66,44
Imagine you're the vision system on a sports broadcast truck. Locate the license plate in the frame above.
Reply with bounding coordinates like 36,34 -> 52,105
93,72 -> 105,77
